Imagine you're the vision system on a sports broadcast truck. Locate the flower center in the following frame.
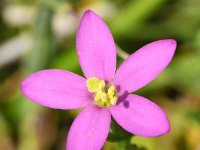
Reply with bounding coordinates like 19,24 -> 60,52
86,77 -> 118,107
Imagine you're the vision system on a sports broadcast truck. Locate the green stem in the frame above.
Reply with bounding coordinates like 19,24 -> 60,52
18,5 -> 55,150
117,139 -> 130,150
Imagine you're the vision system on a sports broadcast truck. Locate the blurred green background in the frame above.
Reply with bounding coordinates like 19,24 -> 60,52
0,0 -> 200,150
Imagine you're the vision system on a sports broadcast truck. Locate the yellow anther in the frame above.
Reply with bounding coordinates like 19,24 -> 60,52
98,80 -> 105,89
86,77 -> 105,92
110,96 -> 118,105
107,85 -> 115,99
94,100 -> 105,106
94,91 -> 101,101
86,77 -> 118,107
108,85 -> 115,92
101,93 -> 108,102
108,89 -> 114,95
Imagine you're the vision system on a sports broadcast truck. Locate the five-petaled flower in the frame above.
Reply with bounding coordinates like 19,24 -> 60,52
20,10 -> 177,150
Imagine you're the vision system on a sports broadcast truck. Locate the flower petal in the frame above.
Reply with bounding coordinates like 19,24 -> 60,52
76,10 -> 116,81
67,105 -> 111,150
114,39 -> 176,93
21,69 -> 92,109
110,94 -> 170,137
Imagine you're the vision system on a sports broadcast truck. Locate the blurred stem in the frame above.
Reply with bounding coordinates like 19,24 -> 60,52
117,141 -> 145,150
23,5 -> 55,73
0,111 -> 14,149
108,119 -> 132,142
19,5 -> 55,150
117,139 -> 130,150
117,45 -> 129,60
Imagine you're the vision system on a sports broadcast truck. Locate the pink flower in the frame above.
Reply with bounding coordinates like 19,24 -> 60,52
20,10 -> 176,150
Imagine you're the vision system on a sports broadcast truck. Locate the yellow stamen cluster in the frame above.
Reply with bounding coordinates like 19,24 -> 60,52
86,77 -> 118,107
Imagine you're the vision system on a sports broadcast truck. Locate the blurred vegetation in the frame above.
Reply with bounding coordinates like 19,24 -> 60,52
0,0 -> 200,150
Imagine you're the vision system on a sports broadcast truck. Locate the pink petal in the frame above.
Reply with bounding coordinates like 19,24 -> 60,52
67,105 -> 111,150
110,94 -> 170,137
21,69 -> 92,109
76,10 -> 116,81
114,39 -> 176,93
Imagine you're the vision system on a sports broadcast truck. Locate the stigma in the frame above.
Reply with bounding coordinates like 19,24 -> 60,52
86,77 -> 118,107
